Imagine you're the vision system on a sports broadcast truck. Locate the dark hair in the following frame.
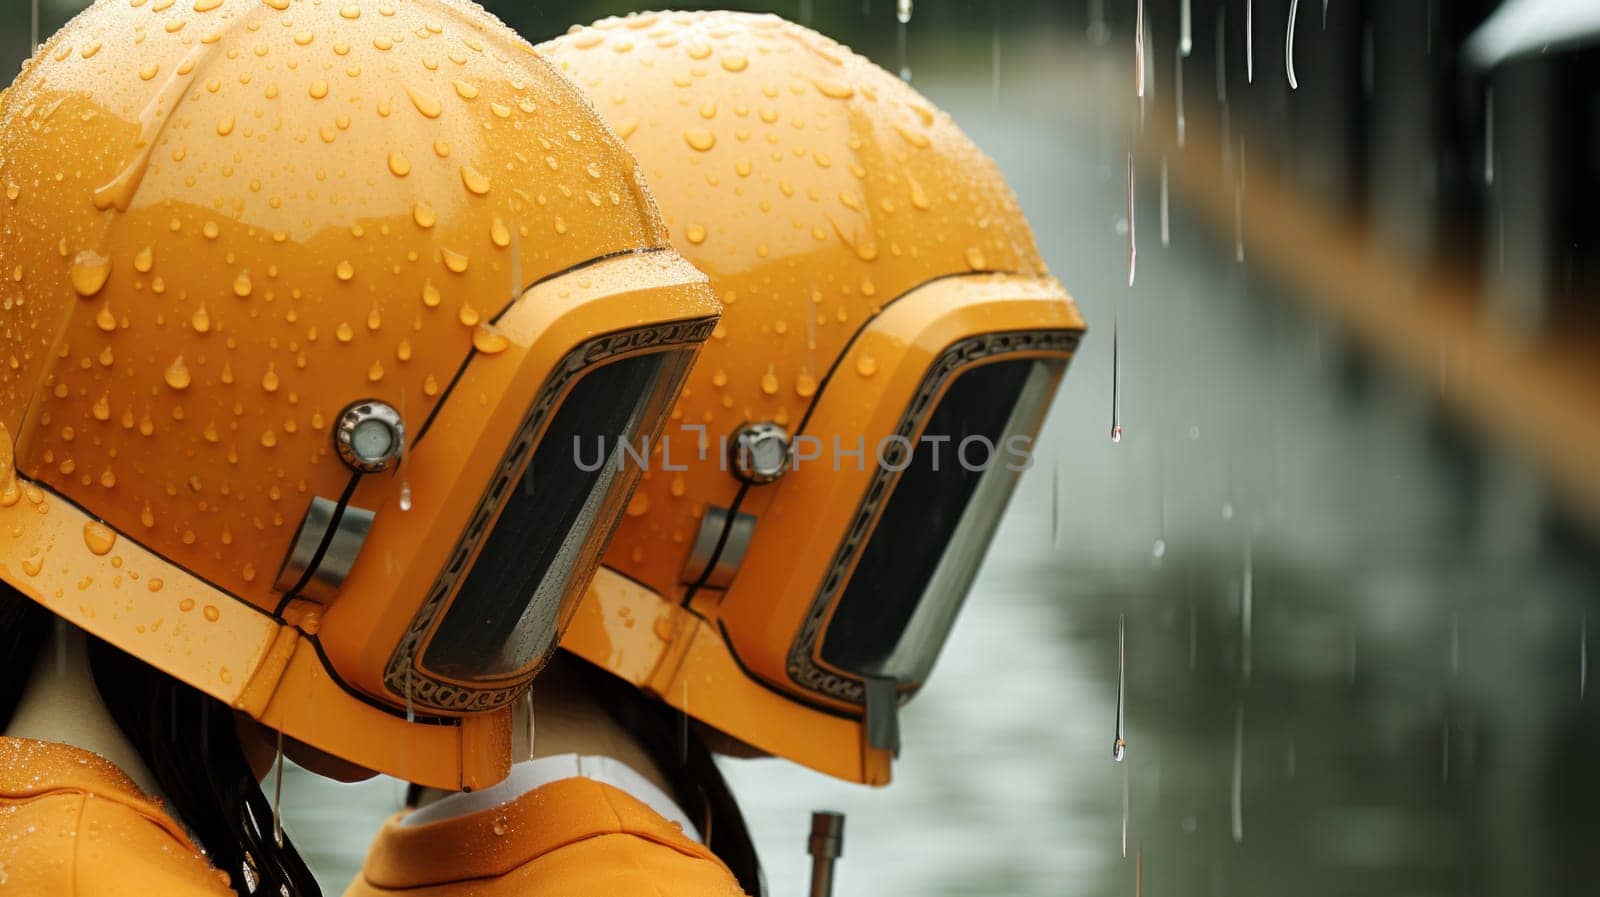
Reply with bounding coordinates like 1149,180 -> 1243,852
0,584 -> 321,897
401,654 -> 767,896
565,655 -> 766,897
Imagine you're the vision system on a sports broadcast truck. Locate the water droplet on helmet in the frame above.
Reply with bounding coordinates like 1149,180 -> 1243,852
71,251 -> 112,297
460,165 -> 491,195
164,357 -> 192,390
83,521 -> 116,556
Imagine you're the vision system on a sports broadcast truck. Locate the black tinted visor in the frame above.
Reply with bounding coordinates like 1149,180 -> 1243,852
818,358 -> 1061,691
420,348 -> 689,682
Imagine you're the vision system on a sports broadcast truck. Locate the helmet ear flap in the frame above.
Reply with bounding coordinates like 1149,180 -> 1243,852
273,495 -> 374,605
681,504 -> 757,590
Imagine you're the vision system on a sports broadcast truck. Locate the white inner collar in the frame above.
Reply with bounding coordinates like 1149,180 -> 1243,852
401,753 -> 703,843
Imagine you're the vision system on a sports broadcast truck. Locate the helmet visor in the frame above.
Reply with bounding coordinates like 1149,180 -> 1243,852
816,357 -> 1062,691
420,349 -> 688,684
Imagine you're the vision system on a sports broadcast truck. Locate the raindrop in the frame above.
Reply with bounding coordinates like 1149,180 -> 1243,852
1286,0 -> 1300,90
461,164 -> 491,195
71,251 -> 112,297
1110,308 -> 1123,444
1134,0 -> 1145,101
82,521 -> 116,556
1581,611 -> 1589,701
1135,841 -> 1143,896
1051,458 -> 1061,549
1240,534 -> 1253,681
1176,44 -> 1186,147
679,679 -> 690,764
1483,88 -> 1494,187
1126,152 -> 1137,286
1121,760 -> 1130,860
1112,612 -> 1127,763
1322,0 -> 1329,29
1230,702 -> 1244,843
896,0 -> 911,24
272,727 -> 285,847
1246,0 -> 1254,84
399,481 -> 412,511
1234,138 -> 1246,263
523,688 -> 536,757
897,13 -> 910,81
1180,0 -> 1192,56
164,357 -> 192,391
1160,157 -> 1170,248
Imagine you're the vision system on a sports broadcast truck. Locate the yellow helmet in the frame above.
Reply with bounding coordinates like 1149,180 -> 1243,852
0,0 -> 719,789
544,12 -> 1085,785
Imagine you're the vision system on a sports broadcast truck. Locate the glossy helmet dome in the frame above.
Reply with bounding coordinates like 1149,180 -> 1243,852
0,0 -> 719,789
544,11 -> 1084,785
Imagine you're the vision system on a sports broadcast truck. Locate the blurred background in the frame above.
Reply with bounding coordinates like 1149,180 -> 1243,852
10,1 -> 1600,895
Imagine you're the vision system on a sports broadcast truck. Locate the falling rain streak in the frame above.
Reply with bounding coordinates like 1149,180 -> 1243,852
1484,88 -> 1495,186
1121,762 -> 1131,859
1240,534 -> 1253,681
1135,0 -> 1146,103
1113,613 -> 1129,860
272,727 -> 286,847
897,0 -> 912,80
1286,0 -> 1301,89
1230,703 -> 1245,843
1160,158 -> 1170,247
1113,613 -> 1128,762
1234,138 -> 1247,263
523,688 -> 537,755
1127,152 -> 1138,286
1110,309 -> 1124,443
1051,459 -> 1061,547
1582,611 -> 1589,701
1176,44 -> 1187,147
1180,0 -> 1193,56
1246,0 -> 1254,84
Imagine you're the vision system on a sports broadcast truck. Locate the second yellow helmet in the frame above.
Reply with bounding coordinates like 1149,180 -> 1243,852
546,11 -> 1084,785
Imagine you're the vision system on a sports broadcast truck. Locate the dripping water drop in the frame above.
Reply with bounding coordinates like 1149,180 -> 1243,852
1286,0 -> 1300,90
272,727 -> 285,848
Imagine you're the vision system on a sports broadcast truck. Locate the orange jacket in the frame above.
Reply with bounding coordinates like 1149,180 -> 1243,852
0,737 -> 233,896
345,776 -> 749,897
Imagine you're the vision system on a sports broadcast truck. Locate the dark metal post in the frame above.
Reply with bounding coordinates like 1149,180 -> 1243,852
807,811 -> 846,897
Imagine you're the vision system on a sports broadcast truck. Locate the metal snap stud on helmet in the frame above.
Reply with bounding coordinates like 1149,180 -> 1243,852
544,12 -> 1085,786
0,0 -> 720,790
